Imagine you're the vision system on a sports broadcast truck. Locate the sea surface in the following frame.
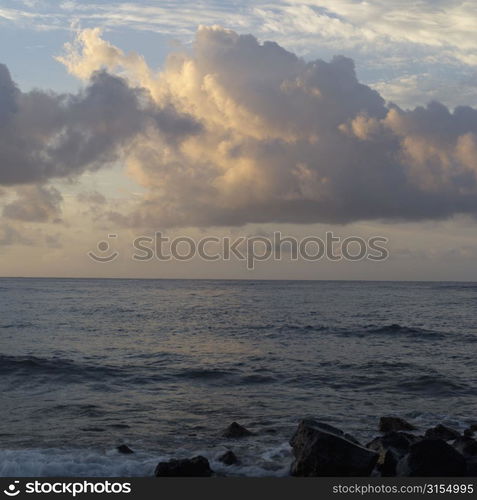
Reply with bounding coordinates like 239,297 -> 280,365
1,278 -> 476,477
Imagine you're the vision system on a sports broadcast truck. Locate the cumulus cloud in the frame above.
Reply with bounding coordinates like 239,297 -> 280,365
0,61 -> 200,186
53,26 -> 477,228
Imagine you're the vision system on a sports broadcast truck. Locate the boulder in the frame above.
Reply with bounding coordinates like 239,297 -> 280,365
155,456 -> 213,477
379,417 -> 416,433
222,422 -> 253,438
396,439 -> 466,477
366,432 -> 419,476
218,450 -> 239,466
297,420 -> 361,445
453,436 -> 477,457
464,424 -> 477,437
425,424 -> 460,441
290,419 -> 378,477
465,457 -> 477,477
117,444 -> 134,454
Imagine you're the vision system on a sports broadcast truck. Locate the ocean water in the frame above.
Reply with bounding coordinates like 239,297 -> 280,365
1,278 -> 476,477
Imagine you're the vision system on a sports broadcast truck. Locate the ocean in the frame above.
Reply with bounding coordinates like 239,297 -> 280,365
0,278 -> 476,477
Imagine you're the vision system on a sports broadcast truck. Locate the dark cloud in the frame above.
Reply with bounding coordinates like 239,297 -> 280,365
0,64 -> 201,186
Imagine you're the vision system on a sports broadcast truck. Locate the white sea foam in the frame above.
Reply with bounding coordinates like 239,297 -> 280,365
0,448 -> 160,477
0,444 -> 292,477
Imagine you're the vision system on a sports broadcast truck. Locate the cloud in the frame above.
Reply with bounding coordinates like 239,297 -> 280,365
0,61 -> 200,186
6,1 -> 477,65
3,185 -> 63,223
45,232 -> 62,248
76,190 -> 107,205
54,26 -> 477,228
372,73 -> 477,112
4,1 -> 477,110
0,224 -> 33,246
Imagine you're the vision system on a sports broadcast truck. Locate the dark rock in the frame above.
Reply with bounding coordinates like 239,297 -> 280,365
464,424 -> 477,438
154,456 -> 213,477
117,444 -> 134,454
367,432 -> 418,453
218,450 -> 239,466
367,432 -> 419,476
380,449 -> 404,477
425,424 -> 460,441
222,422 -> 253,438
465,457 -> 477,477
379,417 -> 416,433
396,439 -> 466,477
453,437 -> 477,457
300,421 -> 361,445
290,419 -> 378,477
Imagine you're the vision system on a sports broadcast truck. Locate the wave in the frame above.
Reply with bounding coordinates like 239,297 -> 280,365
0,445 -> 291,477
0,354 -> 281,388
175,368 -> 234,380
363,323 -> 477,344
34,404 -> 105,418
0,448 -> 159,477
0,354 -> 124,383
396,374 -> 473,396
0,322 -> 35,329
278,324 -> 327,332
239,374 -> 277,384
434,283 -> 477,291
358,323 -> 446,341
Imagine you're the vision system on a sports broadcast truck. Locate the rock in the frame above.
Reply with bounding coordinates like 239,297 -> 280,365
222,422 -> 253,438
367,431 -> 418,453
290,419 -> 378,476
379,417 -> 416,433
396,439 -> 466,477
117,444 -> 134,454
465,457 -> 477,477
218,450 -> 239,466
154,456 -> 213,477
300,421 -> 362,445
463,424 -> 477,437
453,436 -> 477,457
366,432 -> 419,476
425,424 -> 460,441
379,449 -> 404,477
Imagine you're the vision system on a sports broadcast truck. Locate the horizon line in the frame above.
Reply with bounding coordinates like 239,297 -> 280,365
0,276 -> 475,284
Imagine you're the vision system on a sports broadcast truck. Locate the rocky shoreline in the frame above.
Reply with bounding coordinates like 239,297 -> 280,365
144,417 -> 477,477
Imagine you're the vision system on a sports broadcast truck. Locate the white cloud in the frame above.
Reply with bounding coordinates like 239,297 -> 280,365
2,0 -> 475,109
5,1 -> 477,65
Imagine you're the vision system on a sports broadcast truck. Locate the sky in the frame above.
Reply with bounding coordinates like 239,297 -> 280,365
1,0 -> 477,280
